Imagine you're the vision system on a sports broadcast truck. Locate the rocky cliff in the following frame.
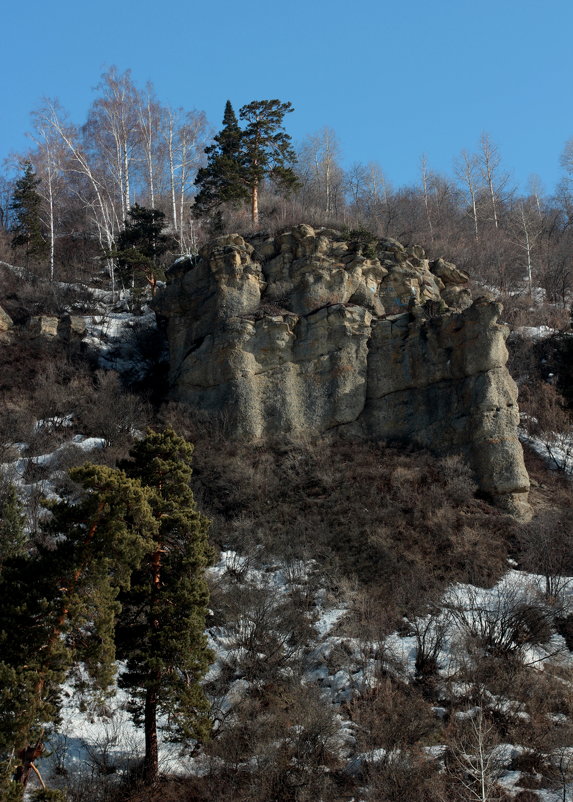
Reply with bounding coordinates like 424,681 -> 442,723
153,224 -> 530,517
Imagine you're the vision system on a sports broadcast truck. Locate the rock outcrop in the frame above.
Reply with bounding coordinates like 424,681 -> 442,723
154,224 -> 530,516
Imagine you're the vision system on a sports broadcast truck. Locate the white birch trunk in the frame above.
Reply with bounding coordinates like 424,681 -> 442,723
420,155 -> 434,240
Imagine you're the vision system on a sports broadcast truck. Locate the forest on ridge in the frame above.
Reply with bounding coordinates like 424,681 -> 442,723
1,65 -> 573,325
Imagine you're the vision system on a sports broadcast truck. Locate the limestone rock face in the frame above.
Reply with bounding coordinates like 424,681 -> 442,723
154,225 -> 530,515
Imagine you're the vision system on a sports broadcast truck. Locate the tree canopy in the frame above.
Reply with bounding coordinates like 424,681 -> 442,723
0,429 -> 212,796
111,203 -> 177,293
193,99 -> 298,225
116,429 -> 213,782
9,161 -> 48,267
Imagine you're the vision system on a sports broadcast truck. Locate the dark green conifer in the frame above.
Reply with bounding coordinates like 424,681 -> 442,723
112,204 -> 177,294
9,162 -> 48,267
0,480 -> 26,570
0,466 -> 157,796
193,100 -> 248,218
194,99 -> 298,225
117,428 -> 213,784
239,99 -> 298,224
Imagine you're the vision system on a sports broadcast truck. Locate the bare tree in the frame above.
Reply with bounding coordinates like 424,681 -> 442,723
39,99 -> 121,290
420,154 -> 435,241
84,67 -> 141,221
506,199 -> 543,296
345,161 -> 395,233
455,149 -> 481,241
28,107 -> 69,280
519,509 -> 573,606
297,127 -> 344,215
478,133 -> 511,230
163,106 -> 209,250
136,82 -> 165,210
446,708 -> 505,802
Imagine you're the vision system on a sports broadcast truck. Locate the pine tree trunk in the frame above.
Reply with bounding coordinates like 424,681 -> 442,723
144,684 -> 159,784
251,182 -> 259,226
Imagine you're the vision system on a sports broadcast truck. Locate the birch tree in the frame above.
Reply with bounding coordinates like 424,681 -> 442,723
166,106 -> 209,249
420,154 -> 434,241
346,161 -> 394,231
297,127 -> 344,215
39,99 -> 121,291
84,67 -> 141,222
455,149 -> 481,241
479,133 -> 510,230
136,83 -> 165,210
447,708 -> 504,802
29,108 -> 69,280
501,198 -> 544,296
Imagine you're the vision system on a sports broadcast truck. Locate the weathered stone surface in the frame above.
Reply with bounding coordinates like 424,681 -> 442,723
0,305 -> 13,332
154,225 -> 530,515
27,316 -> 59,337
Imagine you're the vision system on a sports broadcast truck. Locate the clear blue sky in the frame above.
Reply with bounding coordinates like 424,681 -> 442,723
2,0 -> 572,195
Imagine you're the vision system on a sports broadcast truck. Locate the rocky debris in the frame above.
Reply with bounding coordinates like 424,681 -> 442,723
154,224 -> 530,517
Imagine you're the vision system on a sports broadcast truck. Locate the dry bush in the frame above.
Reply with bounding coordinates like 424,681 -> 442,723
499,294 -> 569,330
203,682 -> 341,802
347,675 -> 437,753
447,582 -> 554,663
513,792 -> 541,802
517,508 -> 573,605
364,749 -> 445,802
72,370 -> 151,448
207,578 -> 316,686
191,438 -> 512,626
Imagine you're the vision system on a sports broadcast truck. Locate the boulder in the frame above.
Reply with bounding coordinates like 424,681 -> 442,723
0,305 -> 13,332
27,316 -> 59,337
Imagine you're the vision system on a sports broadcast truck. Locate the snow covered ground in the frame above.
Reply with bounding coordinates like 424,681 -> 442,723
26,550 -> 573,800
83,307 -> 161,383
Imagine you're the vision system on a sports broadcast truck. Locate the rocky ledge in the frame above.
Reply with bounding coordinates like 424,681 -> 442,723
153,224 -> 530,518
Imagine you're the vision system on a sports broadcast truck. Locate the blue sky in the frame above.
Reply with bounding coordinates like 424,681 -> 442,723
2,0 -> 572,195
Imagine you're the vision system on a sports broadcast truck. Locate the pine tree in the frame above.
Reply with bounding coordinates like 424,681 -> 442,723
9,162 -> 48,267
239,99 -> 298,225
194,99 -> 298,226
0,465 -> 157,796
116,429 -> 213,784
193,100 -> 248,218
112,204 -> 177,294
0,479 -> 26,570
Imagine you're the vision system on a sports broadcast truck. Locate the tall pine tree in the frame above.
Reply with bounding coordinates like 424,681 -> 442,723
193,99 -> 298,226
116,429 -> 213,784
0,465 -> 157,797
0,431 -> 212,794
9,162 -> 48,268
239,99 -> 298,225
193,101 -> 248,219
